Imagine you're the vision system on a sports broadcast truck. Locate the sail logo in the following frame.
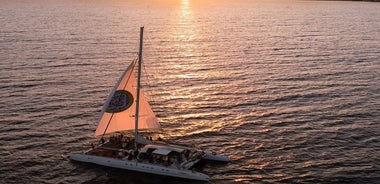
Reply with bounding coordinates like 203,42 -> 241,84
106,90 -> 134,113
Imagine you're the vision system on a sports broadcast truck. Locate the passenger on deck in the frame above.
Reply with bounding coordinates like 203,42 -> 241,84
181,153 -> 187,162
184,150 -> 190,159
127,153 -> 133,160
110,136 -> 115,143
133,150 -> 139,159
148,154 -> 154,163
118,151 -> 124,159
124,138 -> 130,148
119,134 -> 123,142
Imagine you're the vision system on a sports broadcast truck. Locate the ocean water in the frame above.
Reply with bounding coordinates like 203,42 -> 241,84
0,0 -> 379,183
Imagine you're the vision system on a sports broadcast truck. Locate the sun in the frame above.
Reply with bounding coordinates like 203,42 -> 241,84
181,0 -> 189,6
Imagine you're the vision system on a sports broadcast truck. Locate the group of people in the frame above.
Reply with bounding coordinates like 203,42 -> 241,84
92,134 -> 204,169
107,134 -> 136,150
116,149 -> 139,161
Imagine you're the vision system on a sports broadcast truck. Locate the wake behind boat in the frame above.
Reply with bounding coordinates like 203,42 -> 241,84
70,27 -> 229,181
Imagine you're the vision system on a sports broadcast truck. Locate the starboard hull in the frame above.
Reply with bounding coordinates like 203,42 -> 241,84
202,150 -> 230,162
159,142 -> 230,162
70,153 -> 209,181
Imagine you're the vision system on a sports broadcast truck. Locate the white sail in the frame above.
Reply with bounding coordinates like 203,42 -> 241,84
95,59 -> 160,136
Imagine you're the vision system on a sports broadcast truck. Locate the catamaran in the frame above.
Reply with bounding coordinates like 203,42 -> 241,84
70,27 -> 229,181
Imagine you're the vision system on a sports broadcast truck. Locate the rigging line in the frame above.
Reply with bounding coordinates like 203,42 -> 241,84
122,57 -> 137,90
141,30 -> 158,105
142,58 -> 156,103
101,113 -> 115,139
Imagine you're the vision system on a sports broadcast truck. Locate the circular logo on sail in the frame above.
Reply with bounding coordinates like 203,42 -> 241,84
106,90 -> 134,113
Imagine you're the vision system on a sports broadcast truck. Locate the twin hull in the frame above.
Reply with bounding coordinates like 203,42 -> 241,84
201,151 -> 230,162
162,143 -> 230,162
70,154 -> 210,181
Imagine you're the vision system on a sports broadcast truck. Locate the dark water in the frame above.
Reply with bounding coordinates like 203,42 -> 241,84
1,0 -> 379,183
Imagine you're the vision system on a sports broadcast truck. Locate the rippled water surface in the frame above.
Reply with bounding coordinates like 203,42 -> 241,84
1,0 -> 379,183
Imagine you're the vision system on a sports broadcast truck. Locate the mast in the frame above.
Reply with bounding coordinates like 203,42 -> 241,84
134,27 -> 144,149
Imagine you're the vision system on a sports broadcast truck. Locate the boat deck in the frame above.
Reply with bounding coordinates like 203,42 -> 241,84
84,136 -> 203,170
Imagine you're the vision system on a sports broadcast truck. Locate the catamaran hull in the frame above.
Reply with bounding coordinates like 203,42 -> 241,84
202,151 -> 230,162
162,143 -> 230,162
70,154 -> 209,181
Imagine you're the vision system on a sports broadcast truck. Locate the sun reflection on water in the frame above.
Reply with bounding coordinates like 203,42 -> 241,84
159,0 -> 217,137
172,0 -> 198,50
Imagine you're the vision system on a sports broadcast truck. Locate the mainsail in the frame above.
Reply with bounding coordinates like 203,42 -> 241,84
95,59 -> 160,136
